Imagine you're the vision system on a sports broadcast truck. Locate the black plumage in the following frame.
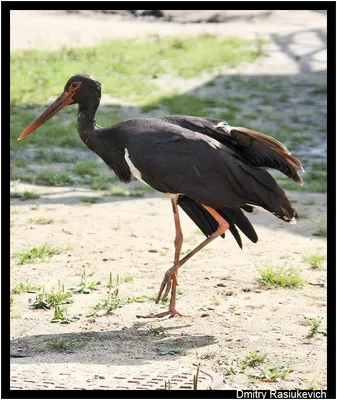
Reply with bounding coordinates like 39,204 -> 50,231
18,74 -> 304,318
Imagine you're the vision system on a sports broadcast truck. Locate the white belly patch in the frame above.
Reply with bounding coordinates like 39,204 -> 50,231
124,149 -> 149,186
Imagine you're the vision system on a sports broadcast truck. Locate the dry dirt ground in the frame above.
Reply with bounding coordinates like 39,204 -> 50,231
10,10 -> 327,391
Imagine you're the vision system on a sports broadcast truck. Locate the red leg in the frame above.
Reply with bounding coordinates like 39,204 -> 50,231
136,196 -> 183,319
156,205 -> 229,304
137,204 -> 229,319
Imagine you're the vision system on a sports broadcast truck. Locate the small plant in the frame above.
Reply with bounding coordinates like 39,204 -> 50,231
46,337 -> 84,352
10,296 -> 14,309
193,363 -> 201,390
69,270 -> 101,294
16,243 -> 65,265
303,252 -> 326,269
73,160 -> 100,177
30,281 -> 73,309
11,191 -> 41,200
304,316 -> 326,338
23,191 -> 40,200
312,228 -> 327,237
257,264 -> 305,288
30,203 -> 40,210
28,217 -> 54,224
241,351 -> 267,370
251,365 -> 294,381
301,199 -> 315,205
156,347 -> 183,356
109,186 -> 127,196
164,380 -> 171,390
80,197 -> 99,205
88,273 -> 122,316
51,306 -> 80,324
12,280 -> 41,294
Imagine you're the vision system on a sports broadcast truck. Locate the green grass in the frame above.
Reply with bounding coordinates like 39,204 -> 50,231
304,316 -> 326,338
80,197 -> 100,205
51,306 -> 80,324
11,35 -> 265,105
72,160 -> 100,177
16,243 -> 65,264
46,337 -> 84,351
313,228 -> 327,237
109,185 -> 127,196
69,270 -> 101,294
301,199 -> 315,205
30,203 -> 40,210
30,282 -> 73,309
28,217 -> 54,224
11,190 -> 41,200
257,264 -> 305,288
11,35 -> 265,153
35,170 -> 75,186
90,174 -> 118,190
303,252 -> 326,269
241,351 -> 267,369
12,280 -> 41,294
251,365 -> 294,381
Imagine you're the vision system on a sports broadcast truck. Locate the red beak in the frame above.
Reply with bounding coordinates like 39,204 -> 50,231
18,91 -> 75,140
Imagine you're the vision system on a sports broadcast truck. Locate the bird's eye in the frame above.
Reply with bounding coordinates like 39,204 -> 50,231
70,82 -> 80,91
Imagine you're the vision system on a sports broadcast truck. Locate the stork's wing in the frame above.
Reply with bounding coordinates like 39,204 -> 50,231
161,115 -> 304,184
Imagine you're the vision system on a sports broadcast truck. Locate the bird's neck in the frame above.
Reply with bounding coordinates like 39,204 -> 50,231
77,95 -> 100,141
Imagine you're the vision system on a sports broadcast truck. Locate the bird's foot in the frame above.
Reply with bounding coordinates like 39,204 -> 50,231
155,266 -> 178,303
136,307 -> 183,319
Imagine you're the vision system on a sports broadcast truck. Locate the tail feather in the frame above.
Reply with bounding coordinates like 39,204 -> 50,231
178,196 -> 258,249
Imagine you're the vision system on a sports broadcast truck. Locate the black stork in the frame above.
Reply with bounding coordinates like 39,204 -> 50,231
18,74 -> 304,318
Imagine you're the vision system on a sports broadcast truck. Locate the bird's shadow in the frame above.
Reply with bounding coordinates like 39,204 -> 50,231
10,321 -> 216,366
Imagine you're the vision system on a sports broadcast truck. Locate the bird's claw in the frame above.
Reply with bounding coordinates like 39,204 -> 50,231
155,268 -> 175,303
136,308 -> 182,319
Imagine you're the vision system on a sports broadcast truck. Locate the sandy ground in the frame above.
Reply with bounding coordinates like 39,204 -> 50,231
10,10 -> 327,391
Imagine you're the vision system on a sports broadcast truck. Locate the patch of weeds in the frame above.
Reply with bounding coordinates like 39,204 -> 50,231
303,252 -> 326,269
312,228 -> 327,237
88,273 -> 122,316
241,351 -> 267,370
36,170 -> 74,186
51,306 -> 80,324
156,347 -> 183,356
10,207 -> 19,214
257,264 -> 305,288
128,188 -> 145,197
16,243 -> 65,264
80,197 -> 100,205
11,157 -> 28,167
30,203 -> 40,210
29,282 -> 73,309
250,365 -> 294,381
37,149 -> 72,163
109,186 -> 127,196
10,296 -> 14,309
28,217 -> 54,224
296,212 -> 308,219
12,280 -> 42,294
304,316 -> 326,338
90,173 -> 118,190
69,270 -> 101,294
194,229 -> 203,235
312,85 -> 327,94
46,337 -> 84,352
72,160 -> 100,177
11,190 -> 41,200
